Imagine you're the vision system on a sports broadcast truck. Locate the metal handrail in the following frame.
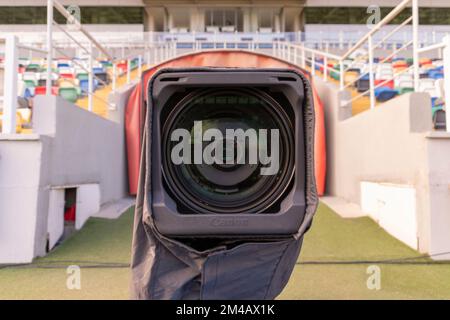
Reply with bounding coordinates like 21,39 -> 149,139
342,0 -> 413,60
270,0 -> 419,111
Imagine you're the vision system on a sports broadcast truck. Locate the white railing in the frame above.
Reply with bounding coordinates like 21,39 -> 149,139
273,0 -> 420,111
272,0 -> 447,131
418,36 -> 450,132
2,0 -> 448,133
1,36 -> 48,134
1,0 -> 154,134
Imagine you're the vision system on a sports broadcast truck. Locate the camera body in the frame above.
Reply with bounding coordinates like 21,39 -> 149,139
150,69 -> 307,237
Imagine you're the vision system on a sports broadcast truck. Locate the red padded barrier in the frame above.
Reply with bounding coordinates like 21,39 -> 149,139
125,50 -> 326,196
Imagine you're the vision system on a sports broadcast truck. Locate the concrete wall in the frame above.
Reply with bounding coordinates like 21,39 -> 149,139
316,77 -> 450,259
0,134 -> 44,262
425,132 -> 450,258
0,84 -> 134,263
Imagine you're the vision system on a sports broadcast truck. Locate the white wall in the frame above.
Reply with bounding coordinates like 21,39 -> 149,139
307,0 -> 450,7
0,134 -> 43,263
0,85 -> 134,263
0,0 -> 143,5
315,77 -> 450,259
361,182 -> 418,249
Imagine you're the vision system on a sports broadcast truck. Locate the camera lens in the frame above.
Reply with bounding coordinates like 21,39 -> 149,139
162,88 -> 295,214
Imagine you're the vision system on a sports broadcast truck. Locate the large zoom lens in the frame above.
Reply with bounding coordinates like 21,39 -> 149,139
162,88 -> 295,214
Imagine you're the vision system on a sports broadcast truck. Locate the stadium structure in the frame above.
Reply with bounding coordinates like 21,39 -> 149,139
0,0 -> 449,274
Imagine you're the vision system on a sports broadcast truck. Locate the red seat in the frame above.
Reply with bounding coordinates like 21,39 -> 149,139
34,86 -> 58,95
64,205 -> 76,222
60,73 -> 75,79
117,62 -> 127,73
375,79 -> 394,89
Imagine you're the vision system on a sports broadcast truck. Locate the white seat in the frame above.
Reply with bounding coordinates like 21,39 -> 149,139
397,80 -> 414,88
419,79 -> 438,97
434,79 -> 445,99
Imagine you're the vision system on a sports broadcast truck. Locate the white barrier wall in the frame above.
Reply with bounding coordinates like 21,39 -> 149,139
315,77 -> 450,259
0,87 -> 133,263
361,182 -> 418,249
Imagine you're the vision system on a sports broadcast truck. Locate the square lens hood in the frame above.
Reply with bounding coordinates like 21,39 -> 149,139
149,68 -> 308,238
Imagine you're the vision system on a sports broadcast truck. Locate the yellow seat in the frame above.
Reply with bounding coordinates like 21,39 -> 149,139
0,111 -> 24,133
344,71 -> 359,87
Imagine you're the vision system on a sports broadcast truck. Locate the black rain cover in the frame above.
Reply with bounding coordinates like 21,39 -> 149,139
130,68 -> 318,300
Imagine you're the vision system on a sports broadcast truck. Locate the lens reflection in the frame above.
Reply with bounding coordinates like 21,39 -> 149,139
162,89 -> 294,214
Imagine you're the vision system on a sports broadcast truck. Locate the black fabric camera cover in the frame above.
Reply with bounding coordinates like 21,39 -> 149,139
130,68 -> 319,300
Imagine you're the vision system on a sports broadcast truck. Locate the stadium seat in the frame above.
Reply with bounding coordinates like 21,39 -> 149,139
100,60 -> 113,68
37,79 -> 58,87
344,70 -> 359,86
59,87 -> 78,103
432,108 -> 446,130
397,87 -> 414,95
0,111 -> 24,133
428,69 -> 444,79
34,86 -> 59,96
393,60 -> 407,69
25,64 -> 40,72
117,61 -> 127,74
80,79 -> 89,94
93,67 -> 109,85
375,79 -> 394,89
419,79 -> 438,97
76,73 -> 89,81
22,72 -> 39,86
60,73 -> 75,79
357,74 -> 370,93
375,86 -> 398,102
58,78 -> 79,88
23,79 -> 37,89
79,79 -> 99,95
420,58 -> 432,66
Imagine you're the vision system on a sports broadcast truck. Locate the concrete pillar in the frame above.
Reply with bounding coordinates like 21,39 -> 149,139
190,8 -> 197,32
144,8 -> 155,32
243,8 -> 251,32
250,8 -> 258,32
193,8 -> 205,32
167,11 -> 173,32
298,8 -> 305,32
274,14 -> 281,33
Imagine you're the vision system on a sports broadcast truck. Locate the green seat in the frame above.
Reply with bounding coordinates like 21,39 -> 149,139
23,80 -> 36,88
77,73 -> 89,81
397,87 -> 414,95
130,60 -> 138,70
432,105 -> 444,117
59,87 -> 78,103
26,64 -> 40,72
330,71 -> 340,80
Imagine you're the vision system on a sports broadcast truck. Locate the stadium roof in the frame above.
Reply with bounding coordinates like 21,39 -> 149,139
1,0 -> 450,7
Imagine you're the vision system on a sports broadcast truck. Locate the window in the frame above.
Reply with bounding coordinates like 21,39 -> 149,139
205,8 -> 243,31
0,6 -> 144,24
304,7 -> 449,25
258,8 -> 275,29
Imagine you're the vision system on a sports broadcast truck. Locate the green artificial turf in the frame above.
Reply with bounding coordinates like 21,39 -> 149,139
1,203 -> 449,300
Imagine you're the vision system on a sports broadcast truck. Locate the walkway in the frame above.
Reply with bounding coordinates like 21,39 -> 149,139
1,203 -> 449,299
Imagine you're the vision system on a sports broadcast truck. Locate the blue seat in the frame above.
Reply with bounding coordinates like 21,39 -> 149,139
79,79 -> 98,95
93,67 -> 105,74
356,73 -> 370,93
23,87 -> 34,99
432,107 -> 446,130
375,86 -> 398,102
428,70 -> 444,79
